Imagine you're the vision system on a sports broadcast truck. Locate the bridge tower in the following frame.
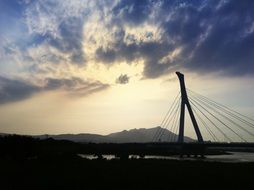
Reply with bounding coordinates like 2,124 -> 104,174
176,72 -> 204,143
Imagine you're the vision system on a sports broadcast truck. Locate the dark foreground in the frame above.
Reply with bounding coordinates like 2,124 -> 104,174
1,155 -> 254,190
1,135 -> 254,189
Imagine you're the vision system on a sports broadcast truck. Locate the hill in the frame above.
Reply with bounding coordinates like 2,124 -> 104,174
35,127 -> 194,143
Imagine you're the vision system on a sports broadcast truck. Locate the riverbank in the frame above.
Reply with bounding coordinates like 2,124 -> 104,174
1,155 -> 253,190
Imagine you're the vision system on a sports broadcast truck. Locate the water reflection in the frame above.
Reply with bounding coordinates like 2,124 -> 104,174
78,152 -> 254,163
206,152 -> 254,163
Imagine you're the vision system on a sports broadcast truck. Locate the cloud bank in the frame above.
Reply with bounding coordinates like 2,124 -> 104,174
0,76 -> 109,104
0,0 -> 254,103
93,0 -> 254,78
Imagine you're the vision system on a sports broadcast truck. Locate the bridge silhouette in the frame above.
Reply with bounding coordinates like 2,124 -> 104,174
153,72 -> 254,144
76,72 -> 254,158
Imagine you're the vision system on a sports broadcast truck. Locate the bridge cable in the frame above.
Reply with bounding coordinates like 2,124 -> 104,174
153,92 -> 180,141
187,89 -> 254,128
173,106 -> 180,142
188,91 -> 254,130
188,88 -> 254,124
189,97 -> 247,142
189,99 -> 232,142
157,97 -> 180,141
164,99 -> 179,141
155,97 -> 180,141
192,105 -> 219,142
171,101 -> 181,142
189,94 -> 254,138
152,92 -> 180,142
168,99 -> 180,142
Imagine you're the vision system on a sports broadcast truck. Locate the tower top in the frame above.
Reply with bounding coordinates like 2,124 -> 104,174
176,71 -> 184,77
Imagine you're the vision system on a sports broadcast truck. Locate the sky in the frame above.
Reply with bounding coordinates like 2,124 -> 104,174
0,0 -> 254,139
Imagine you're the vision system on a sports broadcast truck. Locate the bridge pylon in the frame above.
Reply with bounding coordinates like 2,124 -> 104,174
176,72 -> 204,143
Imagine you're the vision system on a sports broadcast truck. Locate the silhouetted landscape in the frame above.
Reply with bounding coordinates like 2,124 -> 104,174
0,134 -> 254,189
34,127 -> 194,143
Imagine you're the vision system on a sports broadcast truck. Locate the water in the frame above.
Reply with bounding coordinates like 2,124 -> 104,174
205,152 -> 254,163
78,152 -> 254,163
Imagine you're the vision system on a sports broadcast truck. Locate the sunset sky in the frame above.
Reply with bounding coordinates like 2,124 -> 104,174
0,0 -> 254,138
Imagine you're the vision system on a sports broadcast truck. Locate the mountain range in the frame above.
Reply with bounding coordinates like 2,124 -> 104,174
34,127 -> 194,143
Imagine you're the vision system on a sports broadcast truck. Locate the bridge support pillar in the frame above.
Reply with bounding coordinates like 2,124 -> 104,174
176,72 -> 204,143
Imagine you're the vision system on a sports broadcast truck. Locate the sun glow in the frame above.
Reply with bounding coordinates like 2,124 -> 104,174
83,60 -> 145,85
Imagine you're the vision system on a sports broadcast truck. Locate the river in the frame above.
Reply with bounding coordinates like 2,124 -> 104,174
78,152 -> 254,162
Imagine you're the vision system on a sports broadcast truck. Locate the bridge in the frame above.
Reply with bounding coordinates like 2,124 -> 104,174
153,72 -> 254,144
79,72 -> 254,159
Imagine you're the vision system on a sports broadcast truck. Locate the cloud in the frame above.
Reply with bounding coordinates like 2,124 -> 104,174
93,0 -> 254,78
0,76 -> 109,104
43,77 -> 110,96
46,17 -> 86,64
116,74 -> 130,84
24,0 -> 90,64
1,0 -> 254,95
112,0 -> 155,26
0,76 -> 39,104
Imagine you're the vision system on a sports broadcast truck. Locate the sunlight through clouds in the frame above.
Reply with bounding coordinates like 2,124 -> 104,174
0,0 -> 254,135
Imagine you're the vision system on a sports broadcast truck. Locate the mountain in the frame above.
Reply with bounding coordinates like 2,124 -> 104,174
37,133 -> 107,143
35,127 -> 195,143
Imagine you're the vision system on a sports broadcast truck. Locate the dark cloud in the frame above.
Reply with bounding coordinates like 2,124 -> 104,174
184,0 -> 254,75
22,1 -> 87,65
112,0 -> 155,26
43,77 -> 110,95
47,17 -> 86,64
96,0 -> 254,78
0,76 -> 39,104
116,74 -> 130,84
0,76 -> 109,104
2,0 -> 254,87
96,47 -> 117,63
20,0 -> 244,79
95,37 -> 175,78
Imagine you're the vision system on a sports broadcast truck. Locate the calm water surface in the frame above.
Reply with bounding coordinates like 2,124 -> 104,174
78,152 -> 254,163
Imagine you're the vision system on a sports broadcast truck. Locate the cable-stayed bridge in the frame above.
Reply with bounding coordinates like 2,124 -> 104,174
153,72 -> 254,144
77,72 -> 254,158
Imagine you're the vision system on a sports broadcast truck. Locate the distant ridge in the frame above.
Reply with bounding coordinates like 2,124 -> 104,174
33,127 -> 194,143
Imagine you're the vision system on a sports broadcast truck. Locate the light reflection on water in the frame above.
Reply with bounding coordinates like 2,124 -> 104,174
205,152 -> 254,163
78,152 -> 254,163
